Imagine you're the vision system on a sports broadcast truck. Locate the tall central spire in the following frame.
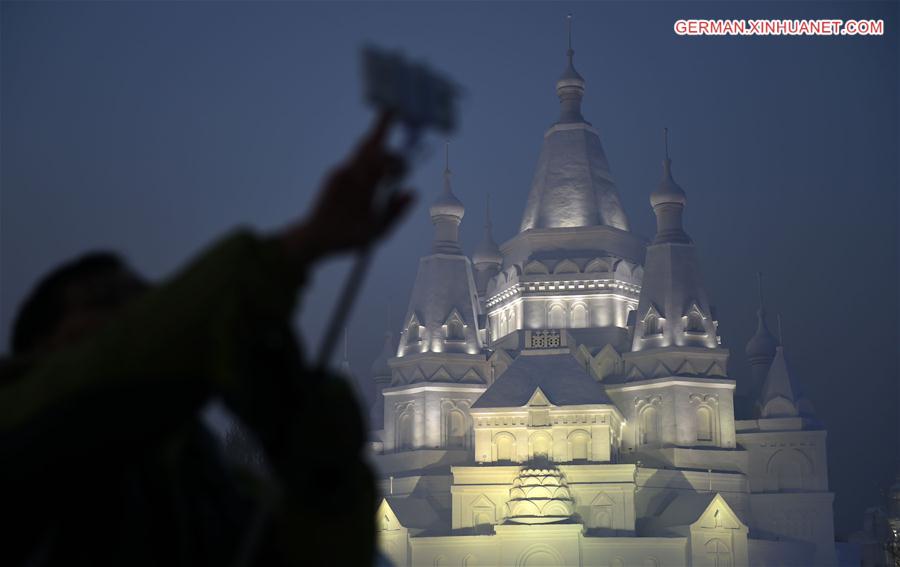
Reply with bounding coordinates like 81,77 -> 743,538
557,14 -> 586,124
519,15 -> 630,232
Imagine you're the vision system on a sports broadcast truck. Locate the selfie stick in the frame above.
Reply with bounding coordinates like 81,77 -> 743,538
314,133 -> 420,370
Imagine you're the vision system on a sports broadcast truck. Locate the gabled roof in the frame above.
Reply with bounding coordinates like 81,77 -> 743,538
652,492 -> 746,531
471,352 -> 612,409
378,497 -> 440,531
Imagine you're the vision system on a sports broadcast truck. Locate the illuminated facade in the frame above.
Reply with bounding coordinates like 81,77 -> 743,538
368,29 -> 838,567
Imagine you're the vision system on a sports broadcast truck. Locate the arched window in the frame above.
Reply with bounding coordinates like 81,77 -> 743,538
768,449 -> 811,491
497,437 -> 512,461
531,432 -> 552,459
697,406 -> 713,442
495,433 -> 515,462
548,304 -> 565,328
397,411 -> 414,450
571,304 -> 588,328
591,493 -> 615,530
569,430 -> 590,461
640,405 -> 660,445
685,306 -> 705,334
446,409 -> 466,448
705,538 -> 732,567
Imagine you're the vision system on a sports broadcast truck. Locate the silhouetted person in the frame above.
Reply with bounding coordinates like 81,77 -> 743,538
0,113 -> 413,567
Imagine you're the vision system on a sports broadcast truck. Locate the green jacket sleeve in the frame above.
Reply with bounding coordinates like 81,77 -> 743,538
0,229 -> 306,477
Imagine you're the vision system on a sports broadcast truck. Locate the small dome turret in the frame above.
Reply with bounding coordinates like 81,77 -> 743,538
556,15 -> 585,124
430,143 -> 465,254
430,171 -> 465,221
650,130 -> 691,245
650,157 -> 687,209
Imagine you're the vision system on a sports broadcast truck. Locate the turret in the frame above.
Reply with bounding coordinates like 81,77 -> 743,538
650,131 -> 690,245
756,320 -> 814,419
745,272 -> 779,397
630,131 -> 722,355
430,143 -> 465,254
398,144 -> 483,357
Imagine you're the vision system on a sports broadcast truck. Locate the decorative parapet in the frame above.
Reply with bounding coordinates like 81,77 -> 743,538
486,278 -> 641,309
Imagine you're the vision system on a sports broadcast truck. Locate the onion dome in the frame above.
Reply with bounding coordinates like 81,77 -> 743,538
651,157 -> 687,208
473,197 -> 502,266
649,130 -> 691,245
557,54 -> 585,88
429,178 -> 465,220
430,143 -> 466,254
430,145 -> 465,221
505,465 -> 575,525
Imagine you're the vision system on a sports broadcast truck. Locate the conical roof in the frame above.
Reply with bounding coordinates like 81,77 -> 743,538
758,346 -> 803,418
519,19 -> 629,232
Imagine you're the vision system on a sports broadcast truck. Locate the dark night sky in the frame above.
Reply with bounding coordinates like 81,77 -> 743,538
2,1 -> 897,537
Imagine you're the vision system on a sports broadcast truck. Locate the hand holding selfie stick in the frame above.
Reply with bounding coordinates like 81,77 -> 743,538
315,46 -> 459,370
233,47 -> 459,567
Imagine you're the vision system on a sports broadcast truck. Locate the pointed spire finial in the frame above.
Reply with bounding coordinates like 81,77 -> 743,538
756,272 -> 766,314
567,14 -> 573,57
664,127 -> 670,160
777,314 -> 784,345
485,193 -> 492,229
444,139 -> 450,174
